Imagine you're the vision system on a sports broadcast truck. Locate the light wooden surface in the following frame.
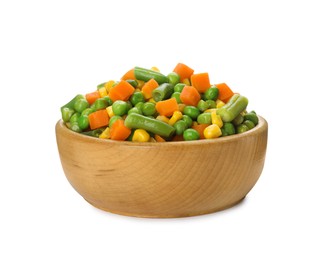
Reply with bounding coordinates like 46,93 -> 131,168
56,117 -> 268,218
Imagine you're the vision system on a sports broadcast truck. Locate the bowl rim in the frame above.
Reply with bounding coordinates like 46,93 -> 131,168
56,116 -> 267,147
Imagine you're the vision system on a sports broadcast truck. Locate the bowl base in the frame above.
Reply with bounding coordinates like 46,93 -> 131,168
84,197 -> 246,218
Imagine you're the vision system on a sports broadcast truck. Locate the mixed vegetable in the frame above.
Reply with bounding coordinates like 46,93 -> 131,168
60,63 -> 259,142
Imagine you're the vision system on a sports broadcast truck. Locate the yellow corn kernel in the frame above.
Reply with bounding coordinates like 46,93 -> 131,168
98,86 -> 108,98
204,124 -> 222,139
151,66 -> 160,72
168,111 -> 183,126
182,78 -> 190,86
204,108 -> 217,113
132,129 -> 150,142
137,80 -> 145,89
211,110 -> 223,128
148,98 -> 156,103
178,103 -> 186,113
106,106 -> 114,118
156,115 -> 169,123
134,87 -> 141,92
105,80 -> 116,93
99,127 -> 111,139
216,99 -> 225,108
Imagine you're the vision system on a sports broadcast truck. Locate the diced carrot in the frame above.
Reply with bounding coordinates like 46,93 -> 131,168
192,124 -> 209,139
86,91 -> 101,105
88,109 -> 109,130
141,79 -> 159,99
154,134 -> 166,142
216,83 -> 234,103
121,68 -> 135,80
173,63 -> 194,82
191,73 -> 210,93
180,86 -> 201,106
155,98 -> 179,117
109,80 -> 135,102
110,119 -> 131,141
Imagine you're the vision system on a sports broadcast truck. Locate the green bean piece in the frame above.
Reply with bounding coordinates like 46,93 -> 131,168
134,67 -> 169,84
152,83 -> 174,102
216,94 -> 248,122
112,100 -> 128,116
126,79 -> 138,88
142,102 -> 156,116
74,98 -> 89,113
183,128 -> 200,141
197,100 -> 210,112
182,115 -> 193,128
243,120 -> 255,130
124,114 -> 175,138
197,113 -> 212,124
61,94 -> 84,111
183,106 -> 200,120
243,112 -> 259,125
204,86 -> 219,101
174,120 -> 188,135
130,92 -> 145,106
171,92 -> 182,104
70,123 -> 82,133
236,124 -> 249,134
167,72 -> 180,86
81,128 -> 105,137
128,107 -> 142,115
97,82 -> 105,90
70,112 -> 80,125
232,114 -> 244,126
109,115 -> 123,128
78,115 -> 89,130
61,107 -> 75,123
94,97 -> 108,111
222,122 -> 236,136
206,100 -> 216,109
174,83 -> 186,93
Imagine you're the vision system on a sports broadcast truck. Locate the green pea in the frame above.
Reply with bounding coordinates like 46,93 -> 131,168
183,106 -> 200,120
222,122 -> 236,135
74,98 -> 89,113
109,115 -> 123,128
243,113 -> 259,125
94,97 -> 108,111
182,115 -> 193,128
171,92 -> 182,103
103,96 -> 113,106
130,92 -> 145,106
61,107 -> 75,123
78,115 -> 89,130
236,124 -> 249,134
243,120 -> 255,130
197,113 -> 212,124
70,123 -> 82,133
197,100 -> 210,112
135,101 -> 144,112
167,72 -> 180,86
204,86 -> 219,101
127,107 -> 142,115
142,102 -> 156,116
183,128 -> 200,141
174,120 -> 188,135
126,101 -> 133,111
70,112 -> 80,125
81,108 -> 94,116
221,128 -> 228,136
112,100 -> 128,116
232,114 -> 244,126
174,83 -> 186,93
206,100 -> 216,109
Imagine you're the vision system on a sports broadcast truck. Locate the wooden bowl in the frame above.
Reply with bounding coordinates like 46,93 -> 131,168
55,116 -> 268,218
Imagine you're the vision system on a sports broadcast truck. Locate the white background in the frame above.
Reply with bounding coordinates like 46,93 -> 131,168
1,0 -> 313,259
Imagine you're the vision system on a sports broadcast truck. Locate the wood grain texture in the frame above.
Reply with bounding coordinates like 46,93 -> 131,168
55,117 -> 268,218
